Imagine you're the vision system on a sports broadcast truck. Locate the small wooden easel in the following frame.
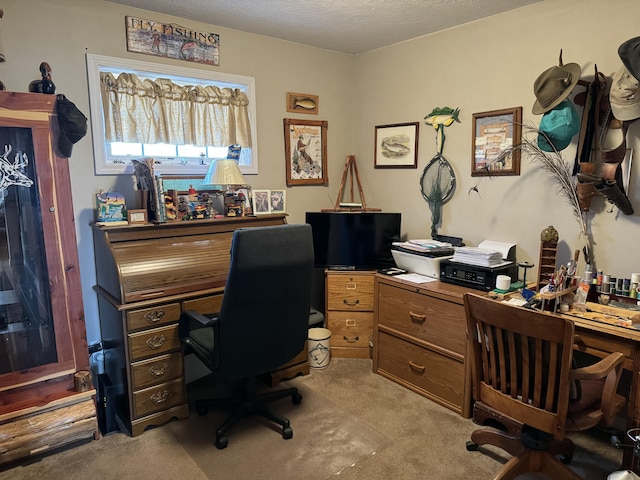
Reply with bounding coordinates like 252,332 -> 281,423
321,155 -> 381,212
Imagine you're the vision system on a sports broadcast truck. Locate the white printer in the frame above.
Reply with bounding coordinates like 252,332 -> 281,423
391,240 -> 454,279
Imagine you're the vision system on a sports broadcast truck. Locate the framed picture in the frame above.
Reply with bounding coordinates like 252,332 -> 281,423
127,209 -> 148,225
269,190 -> 286,213
472,107 -> 522,176
252,189 -> 271,214
374,122 -> 419,169
284,118 -> 328,186
286,92 -> 318,115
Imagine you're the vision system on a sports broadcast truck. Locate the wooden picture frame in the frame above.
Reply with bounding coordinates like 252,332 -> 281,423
284,118 -> 328,186
252,189 -> 271,214
127,209 -> 148,224
286,92 -> 318,115
472,107 -> 522,176
374,122 -> 419,169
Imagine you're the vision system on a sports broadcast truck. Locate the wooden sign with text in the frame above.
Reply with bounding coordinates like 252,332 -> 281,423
126,16 -> 220,66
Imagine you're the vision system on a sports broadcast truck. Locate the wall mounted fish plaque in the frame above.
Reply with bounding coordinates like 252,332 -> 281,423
286,92 -> 319,115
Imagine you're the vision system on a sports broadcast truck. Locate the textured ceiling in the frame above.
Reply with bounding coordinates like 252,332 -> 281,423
108,0 -> 541,55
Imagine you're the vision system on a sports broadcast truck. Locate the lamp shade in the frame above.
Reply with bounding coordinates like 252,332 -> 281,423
203,159 -> 247,188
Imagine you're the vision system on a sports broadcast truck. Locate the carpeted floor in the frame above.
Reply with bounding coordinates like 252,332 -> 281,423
0,358 -> 625,479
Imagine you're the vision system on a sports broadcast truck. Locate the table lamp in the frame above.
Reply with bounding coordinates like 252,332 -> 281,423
203,145 -> 250,216
203,145 -> 248,190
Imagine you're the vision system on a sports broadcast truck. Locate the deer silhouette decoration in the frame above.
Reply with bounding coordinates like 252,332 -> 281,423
0,145 -> 34,192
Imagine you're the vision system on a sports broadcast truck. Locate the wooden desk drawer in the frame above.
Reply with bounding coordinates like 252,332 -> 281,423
327,275 -> 374,311
327,311 -> 372,348
131,352 -> 184,390
573,329 -> 635,370
377,283 -> 466,355
183,294 -> 223,315
126,303 -> 181,332
132,377 -> 185,418
128,324 -> 181,362
377,331 -> 465,409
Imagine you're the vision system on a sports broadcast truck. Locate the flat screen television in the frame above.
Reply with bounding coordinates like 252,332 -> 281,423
305,212 -> 401,270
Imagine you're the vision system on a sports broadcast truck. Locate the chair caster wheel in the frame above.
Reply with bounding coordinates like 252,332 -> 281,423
216,436 -> 229,449
466,440 -> 479,451
282,426 -> 293,440
292,392 -> 302,404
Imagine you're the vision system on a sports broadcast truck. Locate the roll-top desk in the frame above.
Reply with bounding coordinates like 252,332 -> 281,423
93,214 -> 287,436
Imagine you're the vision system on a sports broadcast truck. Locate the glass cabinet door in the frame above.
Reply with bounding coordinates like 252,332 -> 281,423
0,126 -> 58,374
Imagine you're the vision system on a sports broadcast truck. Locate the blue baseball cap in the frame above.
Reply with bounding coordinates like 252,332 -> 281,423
537,99 -> 580,152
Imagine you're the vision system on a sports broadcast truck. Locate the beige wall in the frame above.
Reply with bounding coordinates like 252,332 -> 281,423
2,0 -> 639,344
352,0 -> 640,282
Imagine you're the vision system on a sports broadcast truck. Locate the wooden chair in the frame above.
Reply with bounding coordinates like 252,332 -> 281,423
464,293 -> 626,479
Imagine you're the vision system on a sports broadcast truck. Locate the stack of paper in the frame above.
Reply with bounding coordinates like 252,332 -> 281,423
392,239 -> 453,254
452,246 -> 504,267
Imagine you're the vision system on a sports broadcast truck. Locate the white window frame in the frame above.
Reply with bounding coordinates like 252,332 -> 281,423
86,53 -> 259,176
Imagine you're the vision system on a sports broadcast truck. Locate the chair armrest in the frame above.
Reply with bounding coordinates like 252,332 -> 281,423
179,309 -> 218,342
570,351 -> 625,425
570,352 -> 625,381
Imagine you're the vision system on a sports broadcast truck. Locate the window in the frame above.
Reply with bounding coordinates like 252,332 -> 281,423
86,53 -> 258,175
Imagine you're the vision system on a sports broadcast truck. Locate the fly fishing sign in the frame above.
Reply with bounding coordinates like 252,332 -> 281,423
125,16 -> 220,66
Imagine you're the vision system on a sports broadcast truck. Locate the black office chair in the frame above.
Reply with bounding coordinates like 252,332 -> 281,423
179,223 -> 314,449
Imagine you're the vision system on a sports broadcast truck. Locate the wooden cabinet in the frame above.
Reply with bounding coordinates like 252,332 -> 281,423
0,92 -> 97,465
93,214 -> 290,436
373,275 -> 472,418
325,270 -> 375,359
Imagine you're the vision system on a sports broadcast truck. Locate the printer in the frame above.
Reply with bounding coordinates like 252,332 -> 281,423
440,240 -> 517,291
391,240 -> 455,279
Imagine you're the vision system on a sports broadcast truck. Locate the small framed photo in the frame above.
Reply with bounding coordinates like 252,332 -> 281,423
127,209 -> 148,224
374,122 -> 419,169
472,107 -> 522,176
252,189 -> 271,214
269,190 -> 286,213
286,92 -> 318,115
284,118 -> 328,186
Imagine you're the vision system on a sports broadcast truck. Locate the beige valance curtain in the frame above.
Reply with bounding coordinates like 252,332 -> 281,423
99,72 -> 252,148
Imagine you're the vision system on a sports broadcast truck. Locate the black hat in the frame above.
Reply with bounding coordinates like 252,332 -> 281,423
56,94 -> 87,157
619,36 -> 640,81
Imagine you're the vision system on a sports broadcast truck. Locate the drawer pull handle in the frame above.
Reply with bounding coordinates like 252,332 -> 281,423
150,390 -> 169,404
409,361 -> 426,374
343,335 -> 359,343
409,311 -> 426,323
144,310 -> 166,324
148,362 -> 168,377
343,299 -> 360,306
146,335 -> 167,350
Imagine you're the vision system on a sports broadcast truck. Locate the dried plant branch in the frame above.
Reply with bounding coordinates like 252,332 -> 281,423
490,121 -> 592,258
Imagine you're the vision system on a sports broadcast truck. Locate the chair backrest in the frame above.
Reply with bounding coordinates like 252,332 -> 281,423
216,223 -> 314,377
464,293 -> 575,441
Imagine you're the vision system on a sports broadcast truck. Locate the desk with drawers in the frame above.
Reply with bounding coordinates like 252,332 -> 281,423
92,214 -> 290,436
373,273 -> 640,472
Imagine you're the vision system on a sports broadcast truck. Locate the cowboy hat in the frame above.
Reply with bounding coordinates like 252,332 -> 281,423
532,62 -> 581,115
618,36 -> 640,81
